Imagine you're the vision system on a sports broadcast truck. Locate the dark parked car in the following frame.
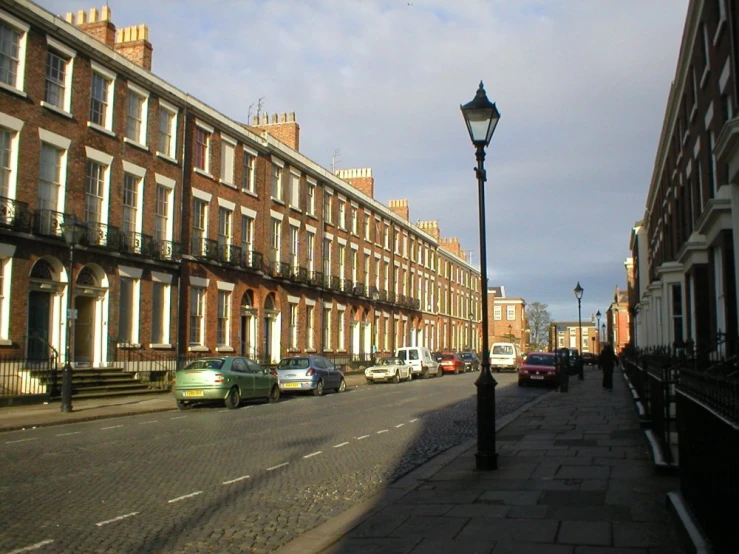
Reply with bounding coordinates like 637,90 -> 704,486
276,355 -> 346,396
458,351 -> 480,372
581,352 -> 597,365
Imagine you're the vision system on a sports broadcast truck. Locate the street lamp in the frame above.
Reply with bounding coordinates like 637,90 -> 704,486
461,81 -> 500,471
60,215 -> 87,413
507,324 -> 513,343
371,289 -> 380,359
596,310 -> 602,352
574,282 -> 584,380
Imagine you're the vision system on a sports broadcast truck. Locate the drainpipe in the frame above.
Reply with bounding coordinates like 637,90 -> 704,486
174,100 -> 189,362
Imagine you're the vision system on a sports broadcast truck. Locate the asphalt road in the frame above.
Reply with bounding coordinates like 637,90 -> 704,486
0,371 -> 548,554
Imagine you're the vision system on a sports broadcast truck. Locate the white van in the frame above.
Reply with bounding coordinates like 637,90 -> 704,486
395,346 -> 440,379
489,342 -> 523,372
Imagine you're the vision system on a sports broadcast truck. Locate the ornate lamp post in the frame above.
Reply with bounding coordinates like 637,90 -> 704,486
60,215 -> 87,413
596,310 -> 602,353
602,323 -> 607,345
574,282 -> 584,380
461,81 -> 500,471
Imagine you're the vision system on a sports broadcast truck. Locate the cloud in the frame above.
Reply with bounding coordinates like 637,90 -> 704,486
38,0 -> 689,320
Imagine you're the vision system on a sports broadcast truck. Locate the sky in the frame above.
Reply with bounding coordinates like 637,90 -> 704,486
36,0 -> 690,322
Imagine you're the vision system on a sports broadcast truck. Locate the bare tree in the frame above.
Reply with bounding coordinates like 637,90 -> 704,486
526,302 -> 552,351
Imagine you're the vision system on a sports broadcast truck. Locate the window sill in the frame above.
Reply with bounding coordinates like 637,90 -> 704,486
305,348 -> 317,353
271,197 -> 285,206
0,338 -> 12,346
307,213 -> 319,220
194,167 -> 215,180
241,188 -> 258,198
323,349 -> 333,353
219,179 -> 237,189
87,121 -> 116,138
156,151 -> 179,165
216,345 -> 235,352
40,101 -> 72,119
0,82 -> 27,98
124,137 -> 150,152
188,345 -> 209,352
117,342 -> 142,349
150,343 -> 173,349
289,205 -> 302,214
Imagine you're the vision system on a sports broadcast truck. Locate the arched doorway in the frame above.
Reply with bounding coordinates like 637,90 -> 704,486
263,293 -> 280,364
240,290 -> 257,358
27,258 -> 65,360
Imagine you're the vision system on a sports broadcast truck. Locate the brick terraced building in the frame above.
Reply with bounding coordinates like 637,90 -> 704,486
0,2 -> 481,373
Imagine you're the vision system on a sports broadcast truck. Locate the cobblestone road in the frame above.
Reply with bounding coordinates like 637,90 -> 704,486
0,372 -> 547,554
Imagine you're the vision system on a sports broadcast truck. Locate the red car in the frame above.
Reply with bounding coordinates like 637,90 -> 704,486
440,353 -> 465,374
518,352 -> 558,387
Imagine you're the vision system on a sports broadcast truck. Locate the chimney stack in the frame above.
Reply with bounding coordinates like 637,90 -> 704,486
251,111 -> 300,150
115,24 -> 153,71
336,168 -> 374,199
65,6 -> 115,47
416,220 -> 440,241
388,199 -> 409,221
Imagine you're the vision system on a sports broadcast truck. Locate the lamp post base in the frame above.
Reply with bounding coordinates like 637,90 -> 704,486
475,365 -> 498,471
61,362 -> 74,413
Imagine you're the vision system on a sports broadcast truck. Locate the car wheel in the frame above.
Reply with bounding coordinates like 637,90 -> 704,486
337,378 -> 346,392
224,387 -> 241,409
268,385 -> 281,403
313,379 -> 324,396
392,372 -> 400,384
454,367 -> 460,375
366,378 -> 374,384
421,367 -> 429,379
176,400 -> 190,411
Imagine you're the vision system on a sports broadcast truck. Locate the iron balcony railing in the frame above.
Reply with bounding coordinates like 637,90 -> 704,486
0,196 -> 32,232
310,270 -> 324,286
33,209 -> 66,238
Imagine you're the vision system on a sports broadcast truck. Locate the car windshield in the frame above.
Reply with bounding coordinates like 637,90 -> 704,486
376,357 -> 401,366
460,353 -> 473,360
526,355 -> 555,366
278,358 -> 310,369
493,345 -> 514,355
441,354 -> 455,361
183,359 -> 224,370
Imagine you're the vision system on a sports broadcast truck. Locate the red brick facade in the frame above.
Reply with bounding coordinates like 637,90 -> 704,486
0,1 -> 480,367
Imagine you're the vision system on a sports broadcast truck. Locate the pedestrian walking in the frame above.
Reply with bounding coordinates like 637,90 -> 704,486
598,343 -> 618,390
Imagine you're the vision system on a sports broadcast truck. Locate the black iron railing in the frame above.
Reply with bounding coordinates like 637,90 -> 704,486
0,353 -> 58,402
0,196 -> 32,231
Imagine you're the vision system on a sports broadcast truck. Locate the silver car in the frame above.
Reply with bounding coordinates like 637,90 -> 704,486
365,357 -> 411,384
276,355 -> 346,396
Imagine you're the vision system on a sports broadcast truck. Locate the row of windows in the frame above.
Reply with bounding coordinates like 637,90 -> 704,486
493,305 -> 520,321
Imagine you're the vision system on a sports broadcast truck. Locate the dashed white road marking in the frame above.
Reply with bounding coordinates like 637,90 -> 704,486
222,475 -> 250,485
266,462 -> 289,471
6,539 -> 54,553
395,423 -> 405,428
356,435 -> 370,440
168,491 -> 203,503
409,418 -> 419,423
138,420 -> 158,425
333,442 -> 349,448
101,425 -> 123,430
303,451 -> 322,459
170,416 -> 187,420
5,438 -> 37,444
95,512 -> 139,527
377,430 -> 388,434
56,431 -> 81,437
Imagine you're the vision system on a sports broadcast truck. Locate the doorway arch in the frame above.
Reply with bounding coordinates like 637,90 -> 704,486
263,293 -> 281,364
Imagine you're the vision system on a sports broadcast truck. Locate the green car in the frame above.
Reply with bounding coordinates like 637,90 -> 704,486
173,356 -> 281,410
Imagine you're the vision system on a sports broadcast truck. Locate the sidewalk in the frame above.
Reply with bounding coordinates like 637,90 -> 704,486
277,369 -> 690,554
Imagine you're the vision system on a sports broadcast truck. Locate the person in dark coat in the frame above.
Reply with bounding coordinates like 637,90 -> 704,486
598,343 -> 618,389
